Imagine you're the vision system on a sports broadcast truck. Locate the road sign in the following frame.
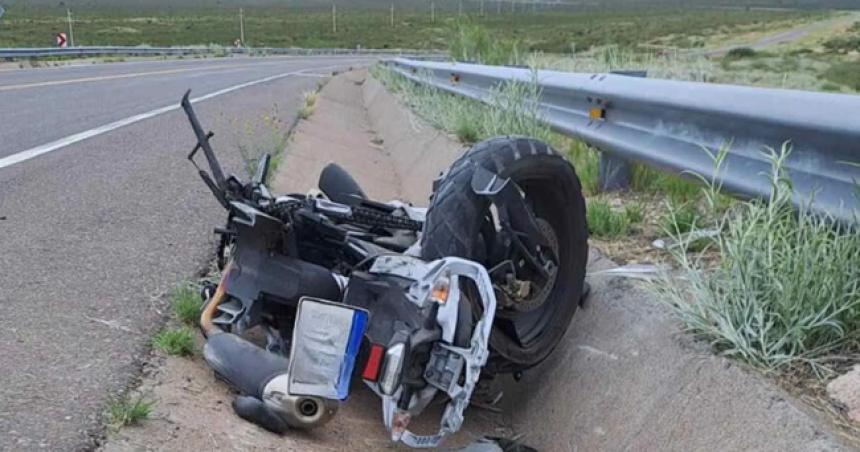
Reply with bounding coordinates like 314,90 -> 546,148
56,32 -> 67,48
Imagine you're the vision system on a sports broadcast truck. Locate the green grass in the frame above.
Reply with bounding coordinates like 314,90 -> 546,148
660,200 -> 702,236
105,394 -> 154,429
631,165 -> 701,203
372,64 -> 551,145
170,284 -> 201,326
587,198 -> 643,239
0,5 -> 816,51
823,61 -> 860,92
652,145 -> 860,375
566,141 -> 600,195
623,201 -> 645,225
152,327 -> 195,357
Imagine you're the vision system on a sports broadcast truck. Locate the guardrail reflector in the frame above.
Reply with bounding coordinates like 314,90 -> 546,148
589,107 -> 606,121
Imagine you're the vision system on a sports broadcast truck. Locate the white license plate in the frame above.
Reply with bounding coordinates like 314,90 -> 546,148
287,297 -> 368,400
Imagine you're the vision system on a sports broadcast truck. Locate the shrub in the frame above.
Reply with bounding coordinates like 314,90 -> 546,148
725,47 -> 757,59
653,146 -> 860,374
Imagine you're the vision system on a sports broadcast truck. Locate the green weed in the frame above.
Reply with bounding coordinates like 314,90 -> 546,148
631,165 -> 701,202
372,65 -> 550,145
105,394 -> 154,429
170,283 -> 200,326
587,199 -> 642,239
624,201 -> 645,225
152,327 -> 195,357
652,144 -> 860,374
660,200 -> 701,235
567,142 -> 600,195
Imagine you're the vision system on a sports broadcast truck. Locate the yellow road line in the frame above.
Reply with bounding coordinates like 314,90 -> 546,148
0,63 -> 249,92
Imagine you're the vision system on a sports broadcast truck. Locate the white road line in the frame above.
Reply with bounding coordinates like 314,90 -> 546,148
0,64 -> 343,170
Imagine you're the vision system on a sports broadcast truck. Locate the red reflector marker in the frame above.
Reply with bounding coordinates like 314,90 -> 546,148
362,344 -> 385,381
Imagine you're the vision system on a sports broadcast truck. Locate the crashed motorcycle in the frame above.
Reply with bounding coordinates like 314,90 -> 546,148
181,90 -> 588,448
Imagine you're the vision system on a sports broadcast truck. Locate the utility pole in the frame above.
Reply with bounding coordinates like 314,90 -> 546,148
480,0 -> 485,17
431,2 -> 435,24
497,0 -> 501,14
390,3 -> 394,27
239,8 -> 245,46
459,0 -> 463,16
532,1 -> 536,14
332,3 -> 337,33
66,9 -> 75,47
511,1 -> 515,14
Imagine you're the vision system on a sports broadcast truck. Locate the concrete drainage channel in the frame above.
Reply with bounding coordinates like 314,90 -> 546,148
102,69 -> 852,451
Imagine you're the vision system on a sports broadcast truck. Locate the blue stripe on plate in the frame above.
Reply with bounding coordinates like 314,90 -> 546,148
336,309 -> 368,400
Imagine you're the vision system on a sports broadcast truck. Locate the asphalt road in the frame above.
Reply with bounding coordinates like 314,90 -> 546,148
0,55 -> 370,451
704,12 -> 860,56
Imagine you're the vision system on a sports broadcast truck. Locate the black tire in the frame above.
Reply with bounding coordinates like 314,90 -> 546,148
421,136 -> 588,374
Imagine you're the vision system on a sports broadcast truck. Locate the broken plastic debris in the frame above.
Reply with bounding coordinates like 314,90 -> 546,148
652,228 -> 720,250
588,264 -> 668,280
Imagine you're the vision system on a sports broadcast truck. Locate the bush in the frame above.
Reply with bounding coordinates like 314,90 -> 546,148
653,146 -> 860,374
725,47 -> 757,59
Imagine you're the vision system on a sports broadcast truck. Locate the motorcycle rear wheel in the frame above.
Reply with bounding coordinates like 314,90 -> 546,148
421,136 -> 588,374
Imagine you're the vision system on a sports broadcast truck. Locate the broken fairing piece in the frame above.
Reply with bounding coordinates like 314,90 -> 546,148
588,264 -> 669,281
370,256 -> 497,448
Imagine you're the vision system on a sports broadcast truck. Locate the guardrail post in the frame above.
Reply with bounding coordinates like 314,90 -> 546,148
598,70 -> 646,192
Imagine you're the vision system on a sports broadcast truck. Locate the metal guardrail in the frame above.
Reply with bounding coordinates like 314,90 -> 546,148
388,58 -> 860,224
0,46 -> 442,59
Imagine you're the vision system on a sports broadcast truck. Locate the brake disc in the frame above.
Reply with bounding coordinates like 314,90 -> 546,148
510,217 -> 559,312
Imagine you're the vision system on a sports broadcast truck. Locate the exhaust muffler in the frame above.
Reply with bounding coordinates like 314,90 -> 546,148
202,330 -> 337,433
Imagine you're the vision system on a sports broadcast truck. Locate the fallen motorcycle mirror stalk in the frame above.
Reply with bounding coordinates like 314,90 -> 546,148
179,89 -> 589,448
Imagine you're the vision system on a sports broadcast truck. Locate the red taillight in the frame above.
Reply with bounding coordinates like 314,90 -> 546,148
362,344 -> 385,381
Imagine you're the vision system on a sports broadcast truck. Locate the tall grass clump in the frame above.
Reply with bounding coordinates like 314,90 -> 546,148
567,142 -> 600,195
653,144 -> 860,375
371,65 -> 550,144
170,283 -> 201,326
587,198 -> 643,239
105,394 -> 154,429
448,20 -> 521,66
